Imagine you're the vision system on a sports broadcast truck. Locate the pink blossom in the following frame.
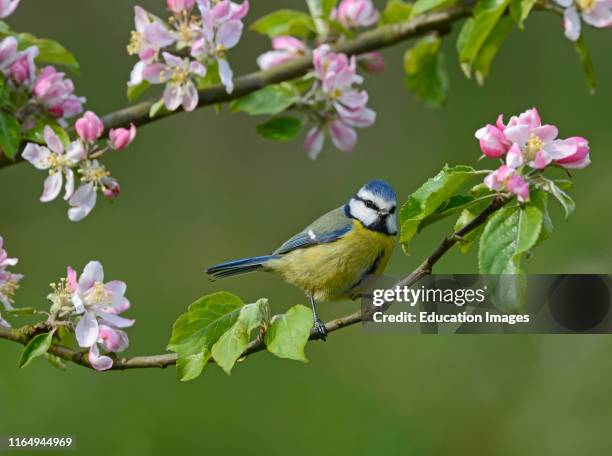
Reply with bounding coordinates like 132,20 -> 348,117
167,0 -> 196,13
71,261 -> 134,371
0,36 -> 19,72
75,111 -> 104,142
554,136 -> 591,169
257,36 -> 307,70
332,0 -> 379,28
502,108 -> 577,169
0,0 -> 20,18
8,46 -> 38,86
191,0 -> 249,93
68,160 -> 120,222
304,127 -> 325,160
22,126 -> 86,203
553,0 -> 612,41
109,124 -> 137,150
33,66 -> 85,120
484,165 -> 530,202
0,269 -> 23,310
143,52 -> 206,111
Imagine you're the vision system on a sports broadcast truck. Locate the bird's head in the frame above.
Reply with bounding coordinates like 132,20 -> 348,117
345,179 -> 397,235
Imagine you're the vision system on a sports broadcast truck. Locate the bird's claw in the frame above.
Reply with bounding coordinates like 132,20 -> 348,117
313,317 -> 328,341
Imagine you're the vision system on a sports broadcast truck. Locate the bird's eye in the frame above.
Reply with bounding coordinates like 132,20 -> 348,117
389,206 -> 396,214
364,200 -> 376,209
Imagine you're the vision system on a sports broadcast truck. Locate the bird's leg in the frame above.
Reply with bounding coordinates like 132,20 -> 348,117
309,295 -> 328,341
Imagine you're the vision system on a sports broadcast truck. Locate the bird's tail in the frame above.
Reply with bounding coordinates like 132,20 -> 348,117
206,255 -> 279,280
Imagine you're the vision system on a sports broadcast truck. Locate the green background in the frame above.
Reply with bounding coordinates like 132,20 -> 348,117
2,1 -> 612,454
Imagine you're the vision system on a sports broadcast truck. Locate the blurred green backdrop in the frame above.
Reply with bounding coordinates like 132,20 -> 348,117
1,1 -> 612,455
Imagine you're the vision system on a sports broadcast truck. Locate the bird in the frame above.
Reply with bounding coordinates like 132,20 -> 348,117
206,179 -> 397,340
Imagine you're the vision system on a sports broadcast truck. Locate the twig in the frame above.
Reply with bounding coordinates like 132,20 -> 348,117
0,196 -> 507,371
0,5 -> 471,169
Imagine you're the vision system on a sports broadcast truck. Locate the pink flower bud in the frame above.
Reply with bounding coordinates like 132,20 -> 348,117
166,0 -> 195,13
554,136 -> 591,169
359,52 -> 385,74
66,266 -> 78,293
75,111 -> 104,142
334,0 -> 379,28
108,123 -> 137,150
475,124 -> 511,158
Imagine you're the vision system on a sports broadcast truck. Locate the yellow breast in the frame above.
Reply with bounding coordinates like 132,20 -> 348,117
267,220 -> 395,301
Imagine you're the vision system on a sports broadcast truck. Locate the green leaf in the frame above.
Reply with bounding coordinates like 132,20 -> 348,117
168,292 -> 244,381
176,352 -> 208,382
18,329 -> 56,368
574,34 -> 596,94
403,35 -> 449,108
127,81 -> 150,101
256,116 -> 303,141
530,189 -> 553,247
195,60 -> 221,89
0,111 -> 21,159
478,205 -> 543,275
399,165 -> 478,252
211,299 -> 270,375
321,0 -> 339,16
22,120 -> 69,146
45,353 -> 67,370
0,21 -> 12,35
473,16 -> 513,85
18,34 -> 79,73
412,0 -> 456,17
231,83 -> 298,116
380,0 -> 413,25
548,181 -> 575,218
509,0 -> 537,29
265,305 -> 312,362
419,193 -> 493,230
149,98 -> 169,118
456,0 -> 511,77
250,10 -> 316,38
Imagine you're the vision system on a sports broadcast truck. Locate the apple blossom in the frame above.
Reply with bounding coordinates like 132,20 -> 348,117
68,160 -> 120,222
302,46 -> 375,158
332,0 -> 379,28
257,36 -> 307,70
22,126 -> 86,202
0,236 -> 18,270
475,115 -> 511,158
66,261 -> 134,371
33,66 -> 85,120
143,52 -> 206,111
0,0 -> 19,18
75,111 -> 104,143
0,268 -> 23,311
109,124 -> 137,150
484,164 -> 530,202
0,36 -> 19,72
553,0 -> 612,41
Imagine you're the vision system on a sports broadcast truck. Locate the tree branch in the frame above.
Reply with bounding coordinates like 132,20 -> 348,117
0,196 -> 507,372
0,4 -> 471,169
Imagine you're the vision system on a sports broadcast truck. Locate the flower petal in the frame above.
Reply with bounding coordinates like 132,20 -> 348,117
88,344 -> 114,371
96,309 -> 135,328
40,172 -> 63,202
218,59 -> 234,94
68,183 -> 97,222
78,260 -> 105,293
329,120 -> 357,152
304,126 -> 325,160
563,7 -> 581,42
63,168 -> 74,200
43,126 -> 63,154
76,312 -> 100,348
217,20 -> 243,49
22,143 -> 51,170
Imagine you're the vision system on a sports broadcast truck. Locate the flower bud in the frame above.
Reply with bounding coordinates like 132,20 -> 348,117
334,0 -> 379,28
554,136 -> 591,169
108,123 -> 137,150
475,124 -> 510,158
359,52 -> 385,74
75,111 -> 104,142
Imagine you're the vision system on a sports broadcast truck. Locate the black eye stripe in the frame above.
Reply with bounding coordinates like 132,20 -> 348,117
356,196 -> 379,211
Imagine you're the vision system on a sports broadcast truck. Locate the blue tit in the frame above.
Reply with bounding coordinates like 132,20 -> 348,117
206,179 -> 397,340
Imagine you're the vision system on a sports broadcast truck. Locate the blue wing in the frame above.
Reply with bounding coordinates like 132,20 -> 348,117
273,207 -> 353,255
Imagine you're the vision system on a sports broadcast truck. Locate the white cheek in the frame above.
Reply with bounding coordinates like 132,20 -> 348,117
387,213 -> 397,234
349,199 -> 378,226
